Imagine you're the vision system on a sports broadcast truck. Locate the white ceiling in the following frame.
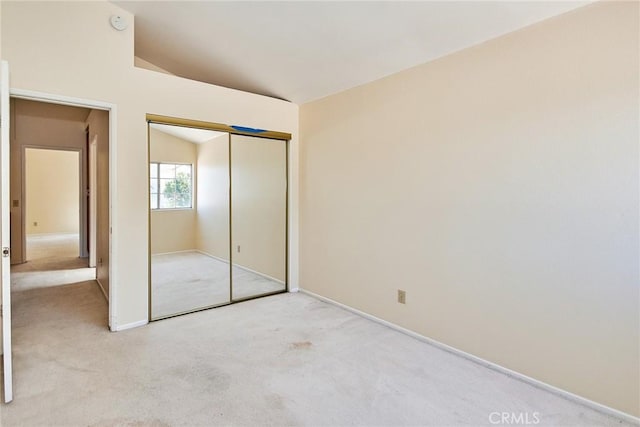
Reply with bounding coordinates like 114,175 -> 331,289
150,122 -> 226,144
115,1 -> 591,104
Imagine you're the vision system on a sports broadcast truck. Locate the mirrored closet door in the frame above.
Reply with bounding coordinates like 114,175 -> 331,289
149,123 -> 231,320
148,119 -> 289,320
231,135 -> 287,300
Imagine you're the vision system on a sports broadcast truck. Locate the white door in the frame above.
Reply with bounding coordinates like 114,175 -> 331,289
1,60 -> 13,403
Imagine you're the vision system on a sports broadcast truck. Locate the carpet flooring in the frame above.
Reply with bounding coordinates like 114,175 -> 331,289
151,251 -> 285,319
12,234 -> 96,291
0,282 -> 633,426
26,233 -> 80,259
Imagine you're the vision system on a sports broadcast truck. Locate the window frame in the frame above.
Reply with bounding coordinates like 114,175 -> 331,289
150,161 -> 194,211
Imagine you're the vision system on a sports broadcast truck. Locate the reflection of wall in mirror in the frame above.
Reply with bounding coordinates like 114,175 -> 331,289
150,128 -> 287,284
149,128 -> 197,254
231,135 -> 287,283
195,133 -> 230,262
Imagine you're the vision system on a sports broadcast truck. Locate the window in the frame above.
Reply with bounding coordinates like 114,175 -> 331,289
150,162 -> 193,209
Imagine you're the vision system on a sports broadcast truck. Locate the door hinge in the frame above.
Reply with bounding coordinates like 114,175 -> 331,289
2,247 -> 10,258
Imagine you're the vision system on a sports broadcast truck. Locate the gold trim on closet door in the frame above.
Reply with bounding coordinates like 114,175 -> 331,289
146,114 -> 291,141
147,122 -> 152,321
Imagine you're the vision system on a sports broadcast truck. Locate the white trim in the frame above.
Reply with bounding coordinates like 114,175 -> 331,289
287,132 -> 299,293
194,250 -> 227,263
153,249 -> 286,286
9,89 -> 115,111
108,105 -> 118,330
1,60 -> 14,403
288,287 -> 299,293
234,263 -> 285,285
151,249 -> 196,257
111,319 -> 147,332
25,232 -> 79,237
151,208 -> 194,212
88,136 -> 97,268
10,88 -> 118,332
196,250 -> 285,285
298,288 -> 640,425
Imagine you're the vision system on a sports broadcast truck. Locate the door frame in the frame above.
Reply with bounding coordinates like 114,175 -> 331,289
10,89 -> 118,330
88,135 -> 97,268
21,146 -> 85,260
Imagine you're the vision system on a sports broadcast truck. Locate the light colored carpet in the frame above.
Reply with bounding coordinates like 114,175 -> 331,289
12,234 -> 96,291
151,251 -> 284,318
26,233 -> 81,263
0,284 -> 633,426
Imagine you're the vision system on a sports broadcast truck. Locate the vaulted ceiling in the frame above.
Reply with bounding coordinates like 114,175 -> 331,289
150,123 -> 226,144
115,1 -> 591,104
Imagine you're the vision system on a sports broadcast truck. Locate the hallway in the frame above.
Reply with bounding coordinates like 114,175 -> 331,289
12,234 -> 95,291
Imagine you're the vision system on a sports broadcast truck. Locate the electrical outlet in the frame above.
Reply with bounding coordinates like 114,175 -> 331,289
33,221 -> 38,227
397,290 -> 406,304
237,245 -> 241,253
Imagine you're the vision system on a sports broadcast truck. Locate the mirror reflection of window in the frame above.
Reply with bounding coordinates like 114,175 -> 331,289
149,123 -> 231,319
150,162 -> 193,210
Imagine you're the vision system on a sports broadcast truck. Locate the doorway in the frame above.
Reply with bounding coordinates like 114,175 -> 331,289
8,97 -> 110,307
23,148 -> 84,267
1,81 -> 116,403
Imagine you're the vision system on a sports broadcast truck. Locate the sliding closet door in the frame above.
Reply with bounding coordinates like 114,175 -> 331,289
230,135 -> 287,300
149,123 -> 231,319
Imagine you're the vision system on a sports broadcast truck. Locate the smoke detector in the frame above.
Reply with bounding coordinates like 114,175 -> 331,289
110,15 -> 128,31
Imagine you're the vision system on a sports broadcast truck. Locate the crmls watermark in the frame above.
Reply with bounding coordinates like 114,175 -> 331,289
489,412 -> 540,425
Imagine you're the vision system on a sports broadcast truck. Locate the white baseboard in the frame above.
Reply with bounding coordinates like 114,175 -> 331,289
26,232 -> 79,237
111,319 -> 147,332
233,263 -> 285,285
288,287 -> 299,293
195,250 -> 227,263
298,288 -> 640,425
196,250 -> 285,285
151,249 -> 196,257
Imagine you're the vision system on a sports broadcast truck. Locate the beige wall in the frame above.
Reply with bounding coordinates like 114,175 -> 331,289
300,1 -> 639,417
150,128 -> 197,255
10,99 -> 88,264
0,1 -> 299,328
195,133 -> 230,261
231,135 -> 287,282
86,109 -> 110,297
25,148 -> 79,235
